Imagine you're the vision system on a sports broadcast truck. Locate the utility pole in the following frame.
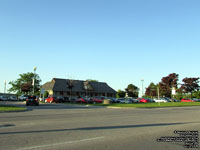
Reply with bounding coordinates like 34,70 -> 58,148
33,67 -> 37,95
157,86 -> 160,100
157,86 -> 160,106
141,79 -> 144,97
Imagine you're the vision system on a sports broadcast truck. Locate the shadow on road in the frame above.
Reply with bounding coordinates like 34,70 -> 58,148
0,122 -> 197,135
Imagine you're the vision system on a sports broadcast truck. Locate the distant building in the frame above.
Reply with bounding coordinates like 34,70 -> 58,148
42,78 -> 117,98
0,93 -> 17,97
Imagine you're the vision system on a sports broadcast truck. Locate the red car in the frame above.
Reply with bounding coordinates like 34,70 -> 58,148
181,98 -> 195,102
75,98 -> 89,104
137,98 -> 149,103
45,97 -> 58,103
91,97 -> 104,104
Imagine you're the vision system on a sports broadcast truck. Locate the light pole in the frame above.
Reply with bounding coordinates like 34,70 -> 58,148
33,67 -> 37,95
4,80 -> 6,93
141,79 -> 144,97
85,81 -> 88,99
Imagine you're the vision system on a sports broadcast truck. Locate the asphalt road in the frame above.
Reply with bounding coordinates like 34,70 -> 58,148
0,102 -> 200,150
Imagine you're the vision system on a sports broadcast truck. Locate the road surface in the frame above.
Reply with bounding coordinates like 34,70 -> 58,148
0,102 -> 200,150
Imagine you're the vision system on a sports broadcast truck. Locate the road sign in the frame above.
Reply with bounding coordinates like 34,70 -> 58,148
172,87 -> 176,95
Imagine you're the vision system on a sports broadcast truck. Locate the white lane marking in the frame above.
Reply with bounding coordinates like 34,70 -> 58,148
16,137 -> 105,150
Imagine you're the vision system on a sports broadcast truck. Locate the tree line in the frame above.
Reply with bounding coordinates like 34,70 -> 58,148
145,73 -> 200,99
117,73 -> 200,99
7,72 -> 200,100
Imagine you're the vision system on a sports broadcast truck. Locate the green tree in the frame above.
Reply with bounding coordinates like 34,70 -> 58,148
159,73 -> 179,98
43,91 -> 49,98
193,91 -> 200,99
125,84 -> 139,97
181,77 -> 200,98
145,82 -> 157,98
116,90 -> 126,98
8,72 -> 41,95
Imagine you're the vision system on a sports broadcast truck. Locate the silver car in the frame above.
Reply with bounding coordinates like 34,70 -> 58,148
9,96 -> 18,101
0,96 -> 8,101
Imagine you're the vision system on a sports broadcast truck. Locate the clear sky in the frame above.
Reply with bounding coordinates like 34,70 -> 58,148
0,0 -> 200,95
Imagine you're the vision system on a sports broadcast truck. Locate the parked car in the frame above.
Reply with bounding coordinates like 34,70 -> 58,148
107,97 -> 117,103
181,98 -> 195,102
116,98 -> 124,103
145,98 -> 155,102
192,98 -> 200,102
162,97 -> 171,102
91,97 -> 104,104
45,96 -> 58,103
0,95 -> 8,101
75,98 -> 89,104
63,97 -> 70,103
26,96 -> 39,106
57,96 -> 65,103
9,96 -> 18,101
130,98 -> 139,103
119,98 -> 133,104
172,98 -> 179,102
137,98 -> 151,103
69,98 -> 77,103
19,95 -> 28,101
154,97 -> 170,103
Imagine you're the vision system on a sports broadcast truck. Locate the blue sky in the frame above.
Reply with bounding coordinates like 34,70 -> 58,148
0,0 -> 200,95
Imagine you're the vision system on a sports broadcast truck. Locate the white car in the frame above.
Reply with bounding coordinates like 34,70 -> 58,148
154,98 -> 170,103
19,95 -> 28,101
154,99 -> 167,103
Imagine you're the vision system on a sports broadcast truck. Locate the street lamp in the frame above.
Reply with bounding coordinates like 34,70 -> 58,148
33,67 -> 37,95
141,79 -> 144,97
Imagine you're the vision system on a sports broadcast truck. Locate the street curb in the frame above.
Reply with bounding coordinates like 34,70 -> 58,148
106,105 -> 200,109
106,106 -> 137,109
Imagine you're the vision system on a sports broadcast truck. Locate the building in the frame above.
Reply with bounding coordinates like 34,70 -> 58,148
0,93 -> 17,97
42,78 -> 117,99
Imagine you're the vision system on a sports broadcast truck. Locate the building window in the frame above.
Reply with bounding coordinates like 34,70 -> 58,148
76,92 -> 80,97
60,91 -> 64,95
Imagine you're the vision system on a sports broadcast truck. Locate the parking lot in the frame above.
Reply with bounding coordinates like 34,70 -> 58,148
0,101 -> 200,150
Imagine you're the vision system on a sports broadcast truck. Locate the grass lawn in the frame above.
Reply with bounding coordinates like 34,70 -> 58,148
0,105 -> 27,112
89,102 -> 200,108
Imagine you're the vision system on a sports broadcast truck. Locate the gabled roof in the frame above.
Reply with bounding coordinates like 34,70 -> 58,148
42,81 -> 55,91
42,78 -> 116,93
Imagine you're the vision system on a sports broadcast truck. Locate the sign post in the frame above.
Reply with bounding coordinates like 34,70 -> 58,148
172,87 -> 176,102
41,88 -> 45,101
